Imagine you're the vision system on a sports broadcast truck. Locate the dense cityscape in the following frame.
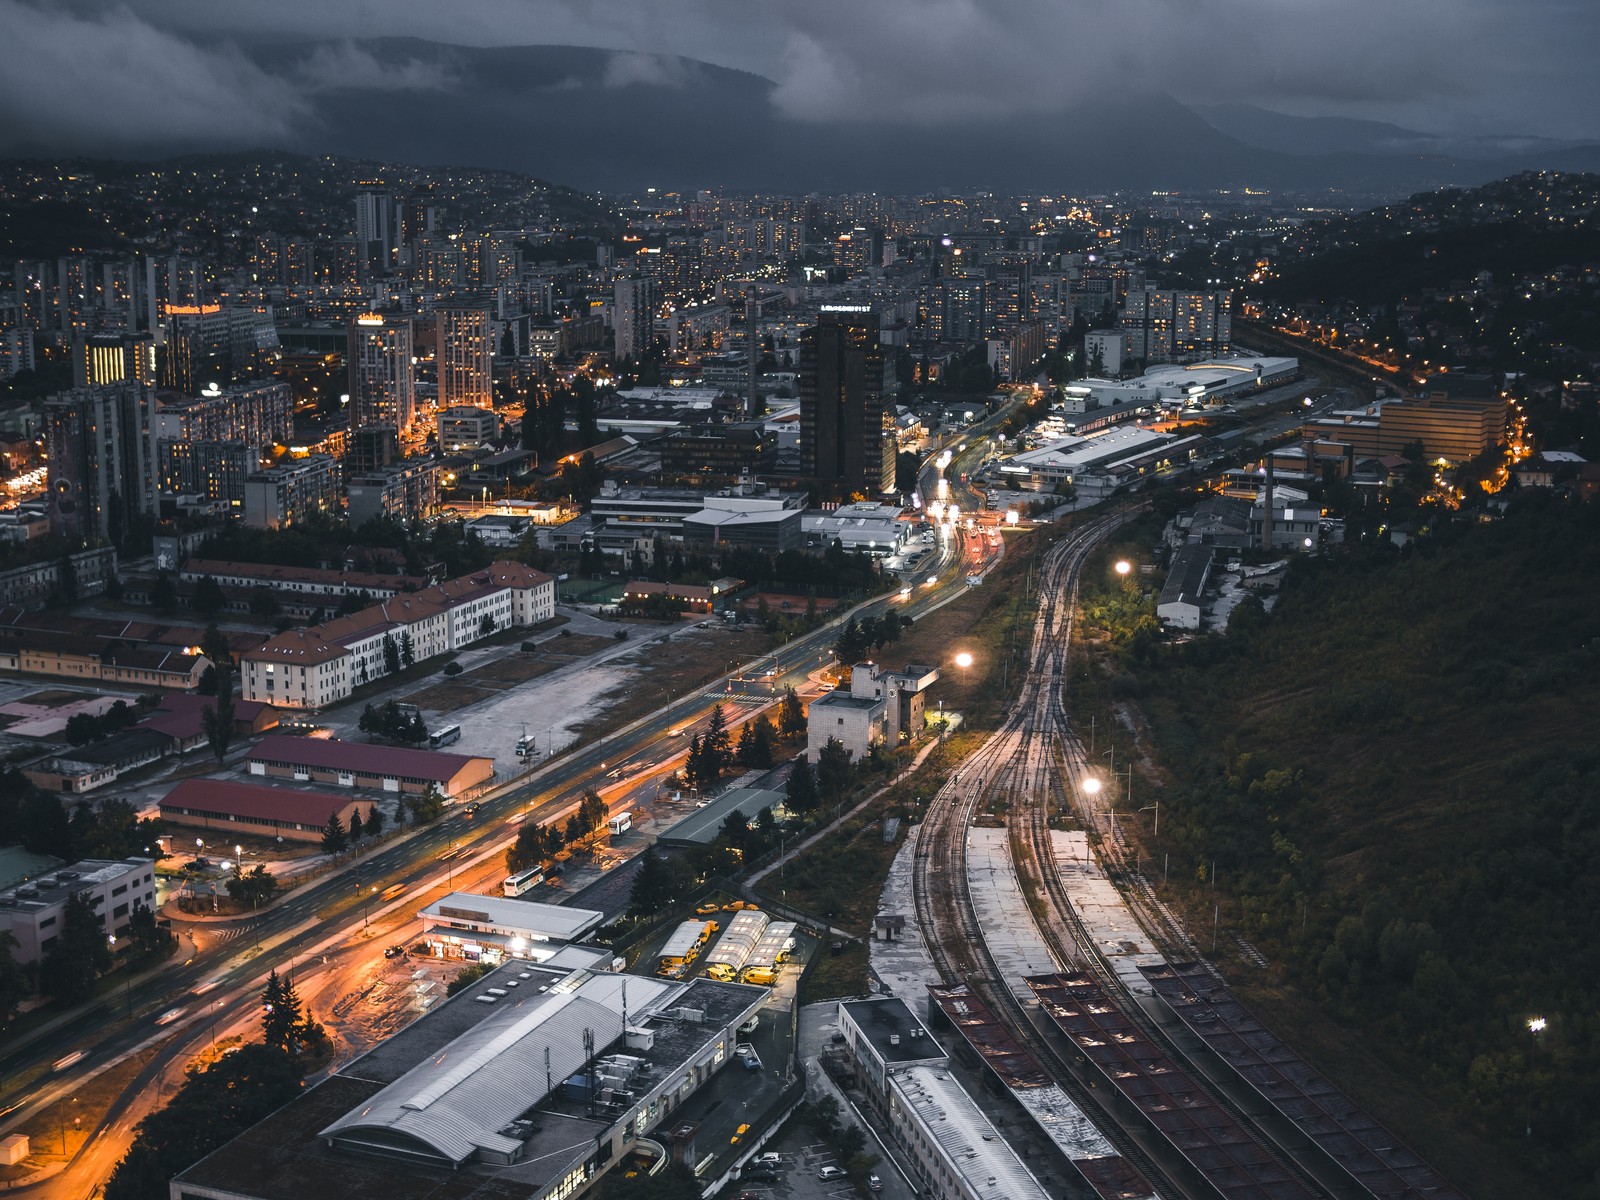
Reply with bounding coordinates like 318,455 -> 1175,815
0,13 -> 1597,1200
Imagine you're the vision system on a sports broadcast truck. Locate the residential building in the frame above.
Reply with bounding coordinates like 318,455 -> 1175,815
1122,289 -> 1232,363
73,333 -> 156,388
158,440 -> 256,506
243,455 -> 343,530
0,858 -> 157,965
612,273 -> 657,361
1084,329 -> 1125,375
436,306 -> 493,409
437,406 -> 499,451
154,380 -> 293,449
800,305 -> 894,493
177,560 -> 425,602
239,561 -> 555,709
44,383 -> 158,539
347,314 -> 415,435
0,546 -> 117,607
347,460 -> 440,528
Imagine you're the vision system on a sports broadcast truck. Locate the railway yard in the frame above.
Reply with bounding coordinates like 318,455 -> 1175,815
894,508 -> 1467,1200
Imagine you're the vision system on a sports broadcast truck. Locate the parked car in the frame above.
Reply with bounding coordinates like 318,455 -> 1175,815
868,1173 -> 883,1191
754,1152 -> 781,1166
817,1166 -> 846,1180
383,945 -> 407,959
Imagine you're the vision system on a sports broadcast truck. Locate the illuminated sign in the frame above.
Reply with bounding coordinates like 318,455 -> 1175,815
819,304 -> 873,314
355,314 -> 385,326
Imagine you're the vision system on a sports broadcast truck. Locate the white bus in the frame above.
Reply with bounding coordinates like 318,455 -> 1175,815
503,865 -> 545,897
429,725 -> 462,749
608,811 -> 633,837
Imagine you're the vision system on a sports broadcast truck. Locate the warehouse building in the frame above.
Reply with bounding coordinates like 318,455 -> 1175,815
245,735 -> 494,798
170,961 -> 767,1200
159,779 -> 372,843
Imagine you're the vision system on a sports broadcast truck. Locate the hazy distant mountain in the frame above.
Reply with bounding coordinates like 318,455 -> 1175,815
1191,103 -> 1600,174
211,39 -> 1600,196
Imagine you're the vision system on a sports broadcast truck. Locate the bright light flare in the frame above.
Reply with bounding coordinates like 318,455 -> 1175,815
1115,560 -> 1132,576
954,652 -> 974,670
1082,777 -> 1102,795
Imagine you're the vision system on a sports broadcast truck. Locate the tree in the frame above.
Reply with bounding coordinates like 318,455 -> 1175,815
348,808 -> 365,842
359,704 -> 379,735
260,969 -> 303,1055
816,737 -> 854,801
150,571 -> 177,614
364,805 -> 382,838
104,1044 -> 303,1200
479,613 -> 496,636
507,821 -> 551,874
200,623 -> 233,671
628,848 -> 677,917
785,757 -> 819,813
382,634 -> 401,675
39,892 -> 113,1004
126,900 -> 170,957
446,962 -> 491,997
704,704 -> 731,773
321,814 -> 348,856
202,668 -> 236,764
192,575 -> 226,618
778,687 -> 807,737
736,720 -> 757,767
225,866 -> 276,910
748,716 -> 776,769
399,629 -> 415,668
0,929 -> 29,1028
247,587 -> 280,618
16,787 -> 71,857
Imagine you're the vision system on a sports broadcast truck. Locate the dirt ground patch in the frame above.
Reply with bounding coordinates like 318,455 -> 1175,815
404,633 -> 619,707
0,1048 -> 156,1177
534,633 -> 620,662
569,627 -> 773,741
461,656 -> 561,686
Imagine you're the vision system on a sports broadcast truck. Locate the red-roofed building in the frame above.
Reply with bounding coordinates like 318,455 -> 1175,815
239,560 -> 555,709
159,779 -> 373,842
245,735 -> 494,797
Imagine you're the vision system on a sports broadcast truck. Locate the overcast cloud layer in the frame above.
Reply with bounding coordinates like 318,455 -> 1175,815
2,0 -> 1597,158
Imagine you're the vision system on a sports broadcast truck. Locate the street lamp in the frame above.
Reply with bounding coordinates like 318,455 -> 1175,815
1114,559 -> 1132,583
954,651 -> 973,685
1527,1016 -> 1546,1138
363,885 -> 377,930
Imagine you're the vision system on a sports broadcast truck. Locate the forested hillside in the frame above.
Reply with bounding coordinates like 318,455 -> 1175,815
1133,492 -> 1600,1198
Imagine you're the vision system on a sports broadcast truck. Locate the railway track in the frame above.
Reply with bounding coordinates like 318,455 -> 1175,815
911,503 -> 1338,1200
911,506 -> 1184,1198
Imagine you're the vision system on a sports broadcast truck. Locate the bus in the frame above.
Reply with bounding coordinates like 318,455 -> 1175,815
608,811 -> 633,837
429,725 -> 462,749
503,865 -> 545,897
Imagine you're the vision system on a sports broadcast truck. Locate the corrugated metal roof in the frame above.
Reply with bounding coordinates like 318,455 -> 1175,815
248,735 -> 489,782
320,991 -> 622,1165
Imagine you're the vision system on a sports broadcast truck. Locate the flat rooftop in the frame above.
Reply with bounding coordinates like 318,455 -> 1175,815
891,1064 -> 1051,1200
841,996 -> 945,1065
656,787 -> 784,847
421,892 -> 605,942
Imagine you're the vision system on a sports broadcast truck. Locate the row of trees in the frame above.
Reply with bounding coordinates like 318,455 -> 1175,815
504,790 -> 609,876
832,612 -> 911,663
358,699 -> 426,743
320,805 -> 384,856
0,778 -> 163,864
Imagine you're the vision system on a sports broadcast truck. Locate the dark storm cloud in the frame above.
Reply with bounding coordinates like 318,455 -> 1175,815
3,0 -> 1597,150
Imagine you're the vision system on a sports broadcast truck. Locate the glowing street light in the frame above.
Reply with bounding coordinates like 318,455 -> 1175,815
1527,1016 -> 1546,1138
1081,777 -> 1102,796
953,651 -> 973,685
1114,559 -> 1132,578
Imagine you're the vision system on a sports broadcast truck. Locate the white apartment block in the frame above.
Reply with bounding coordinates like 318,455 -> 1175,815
241,561 -> 555,709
